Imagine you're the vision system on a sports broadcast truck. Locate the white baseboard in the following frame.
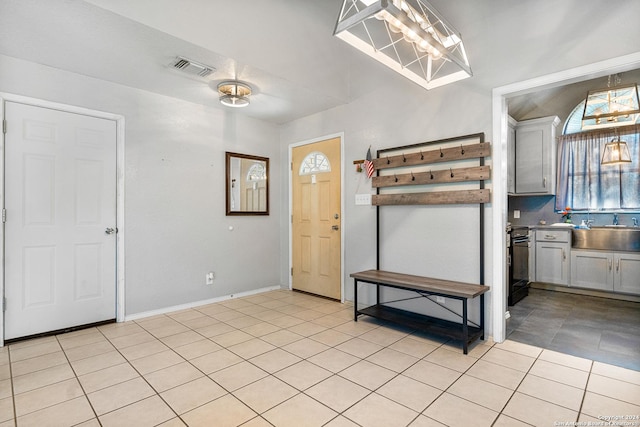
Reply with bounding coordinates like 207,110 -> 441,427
124,285 -> 283,322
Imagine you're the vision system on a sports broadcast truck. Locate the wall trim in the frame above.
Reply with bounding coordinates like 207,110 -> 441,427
124,285 -> 282,321
0,93 -> 126,346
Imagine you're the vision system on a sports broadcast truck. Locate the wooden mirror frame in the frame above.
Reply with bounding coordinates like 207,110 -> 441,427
225,152 -> 270,216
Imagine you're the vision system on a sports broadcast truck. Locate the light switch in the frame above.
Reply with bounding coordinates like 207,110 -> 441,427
514,210 -> 521,219
355,194 -> 372,205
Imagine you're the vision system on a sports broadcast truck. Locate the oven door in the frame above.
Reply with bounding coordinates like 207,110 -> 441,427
509,237 -> 530,305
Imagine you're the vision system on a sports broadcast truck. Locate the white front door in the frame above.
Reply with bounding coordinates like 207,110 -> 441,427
3,101 -> 117,340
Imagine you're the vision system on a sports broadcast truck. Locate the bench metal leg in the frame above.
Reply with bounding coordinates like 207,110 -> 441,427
354,279 -> 358,322
462,298 -> 469,354
480,294 -> 485,340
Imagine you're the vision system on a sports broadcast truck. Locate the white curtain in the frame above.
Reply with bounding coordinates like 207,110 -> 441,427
556,125 -> 640,211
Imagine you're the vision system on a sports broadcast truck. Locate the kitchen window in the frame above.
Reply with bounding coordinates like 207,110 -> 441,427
556,125 -> 640,211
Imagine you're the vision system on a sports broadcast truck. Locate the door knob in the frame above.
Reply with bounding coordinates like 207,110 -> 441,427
332,225 -> 339,230
105,227 -> 116,235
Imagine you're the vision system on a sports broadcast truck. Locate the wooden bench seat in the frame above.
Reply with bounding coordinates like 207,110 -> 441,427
350,269 -> 490,354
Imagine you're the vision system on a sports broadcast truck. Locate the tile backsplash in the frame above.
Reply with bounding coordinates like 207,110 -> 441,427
508,195 -> 639,227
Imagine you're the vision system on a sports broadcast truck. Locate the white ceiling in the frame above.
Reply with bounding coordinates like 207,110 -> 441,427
0,0 -> 406,124
1,0 -> 639,125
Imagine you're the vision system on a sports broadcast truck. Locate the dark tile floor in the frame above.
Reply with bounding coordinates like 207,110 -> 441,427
507,288 -> 640,371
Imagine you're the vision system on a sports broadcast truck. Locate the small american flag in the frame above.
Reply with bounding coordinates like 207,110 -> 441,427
364,147 -> 375,179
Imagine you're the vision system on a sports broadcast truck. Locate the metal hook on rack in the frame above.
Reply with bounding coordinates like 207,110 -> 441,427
440,148 -> 444,158
394,174 -> 398,182
430,170 -> 434,180
460,145 -> 465,155
450,168 -> 454,178
411,171 -> 415,181
420,150 -> 424,160
402,153 -> 407,162
386,156 -> 390,165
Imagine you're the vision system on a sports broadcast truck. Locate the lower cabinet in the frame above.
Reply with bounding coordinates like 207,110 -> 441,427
535,241 -> 570,286
615,252 -> 640,295
571,250 -> 640,295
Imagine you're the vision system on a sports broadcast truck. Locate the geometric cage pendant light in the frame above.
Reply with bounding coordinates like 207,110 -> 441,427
334,0 -> 472,90
582,75 -> 640,131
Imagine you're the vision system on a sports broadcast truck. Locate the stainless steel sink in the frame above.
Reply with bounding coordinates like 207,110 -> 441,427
572,227 -> 640,252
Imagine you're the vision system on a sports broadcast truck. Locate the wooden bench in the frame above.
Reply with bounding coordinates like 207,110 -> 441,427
350,269 -> 490,354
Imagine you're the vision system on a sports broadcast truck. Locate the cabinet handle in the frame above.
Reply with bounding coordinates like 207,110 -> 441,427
609,259 -> 612,271
616,259 -> 619,271
543,177 -> 547,188
562,249 -> 566,260
545,234 -> 556,240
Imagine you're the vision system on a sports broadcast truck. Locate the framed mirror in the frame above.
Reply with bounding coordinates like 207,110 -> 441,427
225,152 -> 269,216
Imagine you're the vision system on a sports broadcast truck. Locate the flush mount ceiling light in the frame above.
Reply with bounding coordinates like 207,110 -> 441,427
601,134 -> 632,165
217,81 -> 252,108
334,0 -> 472,90
582,75 -> 640,131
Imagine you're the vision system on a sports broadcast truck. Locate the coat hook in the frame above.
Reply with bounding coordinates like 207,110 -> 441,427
430,170 -> 434,180
420,150 -> 424,160
402,153 -> 407,162
411,171 -> 415,181
394,174 -> 398,182
439,148 -> 444,158
450,168 -> 454,178
386,156 -> 390,165
460,144 -> 465,155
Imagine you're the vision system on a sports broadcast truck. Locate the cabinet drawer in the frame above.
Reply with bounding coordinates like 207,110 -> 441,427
536,229 -> 570,243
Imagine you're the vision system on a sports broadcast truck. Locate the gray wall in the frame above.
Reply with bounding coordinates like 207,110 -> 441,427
2,0 -> 640,335
0,54 -> 282,316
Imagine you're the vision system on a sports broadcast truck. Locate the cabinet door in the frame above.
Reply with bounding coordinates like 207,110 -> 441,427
514,116 -> 559,195
614,252 -> 640,295
571,250 -> 613,291
536,242 -> 569,285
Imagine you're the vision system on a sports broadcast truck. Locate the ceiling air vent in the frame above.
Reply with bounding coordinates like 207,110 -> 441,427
171,56 -> 215,78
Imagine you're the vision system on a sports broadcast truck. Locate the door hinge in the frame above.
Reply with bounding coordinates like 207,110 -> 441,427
2,297 -> 6,312
1,208 -> 5,223
291,214 -> 293,223
2,119 -> 6,134
290,162 -> 293,171
291,267 -> 293,276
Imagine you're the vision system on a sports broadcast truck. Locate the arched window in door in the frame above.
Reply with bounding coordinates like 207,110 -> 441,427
299,151 -> 331,175
246,162 -> 267,181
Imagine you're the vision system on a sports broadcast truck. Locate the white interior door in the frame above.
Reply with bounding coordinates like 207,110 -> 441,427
4,101 -> 117,340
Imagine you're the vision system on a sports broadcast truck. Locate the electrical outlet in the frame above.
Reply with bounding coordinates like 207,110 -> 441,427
206,272 -> 215,285
436,296 -> 445,304
514,209 -> 521,219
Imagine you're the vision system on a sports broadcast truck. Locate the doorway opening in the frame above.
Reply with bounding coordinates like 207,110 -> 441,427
492,52 -> 640,369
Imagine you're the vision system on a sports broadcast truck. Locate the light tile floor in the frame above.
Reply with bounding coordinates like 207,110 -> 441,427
1,289 -> 639,426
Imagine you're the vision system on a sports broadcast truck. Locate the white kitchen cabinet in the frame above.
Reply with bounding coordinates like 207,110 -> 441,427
571,250 -> 613,291
535,229 -> 570,286
570,250 -> 640,295
513,116 -> 560,195
613,252 -> 640,295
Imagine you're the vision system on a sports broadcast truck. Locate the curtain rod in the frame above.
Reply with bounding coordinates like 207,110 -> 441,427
558,123 -> 639,142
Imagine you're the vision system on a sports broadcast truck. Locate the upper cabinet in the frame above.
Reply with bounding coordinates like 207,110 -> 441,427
510,115 -> 561,195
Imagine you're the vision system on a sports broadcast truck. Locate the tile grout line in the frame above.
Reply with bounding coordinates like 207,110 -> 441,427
6,346 -> 17,427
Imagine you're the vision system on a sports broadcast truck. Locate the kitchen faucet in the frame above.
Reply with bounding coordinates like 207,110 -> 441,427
613,213 -> 619,225
633,217 -> 638,227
